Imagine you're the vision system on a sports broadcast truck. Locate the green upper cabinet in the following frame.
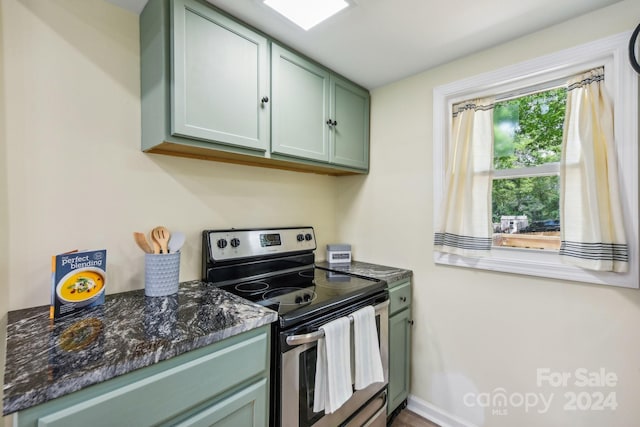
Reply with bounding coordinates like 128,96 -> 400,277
271,44 -> 330,162
171,0 -> 269,150
141,0 -> 369,175
330,76 -> 370,169
271,43 -> 370,170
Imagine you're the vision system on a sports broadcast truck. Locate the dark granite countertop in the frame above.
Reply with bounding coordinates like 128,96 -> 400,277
316,260 -> 413,285
2,281 -> 277,416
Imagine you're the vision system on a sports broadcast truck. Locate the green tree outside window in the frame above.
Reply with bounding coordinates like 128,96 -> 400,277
492,88 -> 566,225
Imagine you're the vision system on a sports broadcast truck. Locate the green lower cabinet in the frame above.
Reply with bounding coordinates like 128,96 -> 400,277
169,378 -> 267,427
14,327 -> 271,427
388,281 -> 412,416
388,307 -> 411,414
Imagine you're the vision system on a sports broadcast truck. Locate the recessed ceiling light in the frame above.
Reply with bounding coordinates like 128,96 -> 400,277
264,0 -> 349,31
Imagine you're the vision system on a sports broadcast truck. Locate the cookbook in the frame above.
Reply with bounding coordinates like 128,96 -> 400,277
51,249 -> 107,319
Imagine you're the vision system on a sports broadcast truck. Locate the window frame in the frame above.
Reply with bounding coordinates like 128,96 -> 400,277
432,32 -> 639,288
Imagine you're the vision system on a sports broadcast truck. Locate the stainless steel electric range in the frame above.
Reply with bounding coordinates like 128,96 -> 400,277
202,227 -> 389,427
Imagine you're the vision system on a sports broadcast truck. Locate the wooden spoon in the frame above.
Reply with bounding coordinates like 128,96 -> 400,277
150,232 -> 161,254
151,226 -> 171,254
133,232 -> 153,254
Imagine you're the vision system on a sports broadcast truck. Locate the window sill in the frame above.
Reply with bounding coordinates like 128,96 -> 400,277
434,246 -> 637,288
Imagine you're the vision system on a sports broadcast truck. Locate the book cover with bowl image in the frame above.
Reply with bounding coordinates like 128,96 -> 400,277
51,249 -> 107,319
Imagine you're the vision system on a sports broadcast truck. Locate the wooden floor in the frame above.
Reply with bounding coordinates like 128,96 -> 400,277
390,409 -> 440,427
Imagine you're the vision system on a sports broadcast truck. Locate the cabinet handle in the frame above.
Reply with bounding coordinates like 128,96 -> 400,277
332,120 -> 337,126
400,296 -> 407,302
261,96 -> 269,103
408,320 -> 414,326
326,119 -> 338,127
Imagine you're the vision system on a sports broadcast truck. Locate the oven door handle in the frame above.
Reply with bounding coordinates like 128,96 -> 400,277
285,300 -> 389,346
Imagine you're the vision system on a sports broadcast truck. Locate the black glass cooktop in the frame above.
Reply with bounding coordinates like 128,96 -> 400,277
214,267 -> 386,328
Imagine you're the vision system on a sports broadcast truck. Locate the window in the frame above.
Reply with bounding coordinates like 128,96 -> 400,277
492,88 -> 565,251
433,32 -> 638,288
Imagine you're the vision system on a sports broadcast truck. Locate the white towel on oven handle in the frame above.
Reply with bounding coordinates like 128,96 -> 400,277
351,305 -> 384,390
313,316 -> 353,414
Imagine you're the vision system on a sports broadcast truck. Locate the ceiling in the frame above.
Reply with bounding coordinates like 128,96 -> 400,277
108,0 -> 623,89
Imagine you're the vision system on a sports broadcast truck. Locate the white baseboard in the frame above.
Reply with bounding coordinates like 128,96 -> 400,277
406,395 -> 478,427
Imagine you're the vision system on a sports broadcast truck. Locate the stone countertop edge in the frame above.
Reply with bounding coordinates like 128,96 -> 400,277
2,281 -> 277,416
315,260 -> 413,284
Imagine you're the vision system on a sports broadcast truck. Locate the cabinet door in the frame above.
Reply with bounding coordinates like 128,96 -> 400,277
173,378 -> 268,427
329,76 -> 370,170
271,44 -> 330,162
172,0 -> 269,151
388,308 -> 411,415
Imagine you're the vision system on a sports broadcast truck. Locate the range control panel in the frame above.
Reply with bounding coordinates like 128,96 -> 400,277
204,227 -> 316,262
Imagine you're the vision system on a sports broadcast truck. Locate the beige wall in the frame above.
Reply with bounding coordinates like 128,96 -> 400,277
337,1 -> 640,426
0,0 -> 336,420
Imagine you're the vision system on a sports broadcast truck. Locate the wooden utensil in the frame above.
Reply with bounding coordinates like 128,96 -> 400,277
148,229 -> 161,254
151,226 -> 171,254
150,233 -> 161,254
133,232 -> 153,254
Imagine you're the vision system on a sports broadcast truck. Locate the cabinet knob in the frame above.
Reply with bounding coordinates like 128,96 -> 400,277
332,120 -> 338,126
261,96 -> 269,103
326,119 -> 337,127
400,296 -> 407,302
408,320 -> 414,326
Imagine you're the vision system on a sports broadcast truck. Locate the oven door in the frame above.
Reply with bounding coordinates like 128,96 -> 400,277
281,300 -> 389,427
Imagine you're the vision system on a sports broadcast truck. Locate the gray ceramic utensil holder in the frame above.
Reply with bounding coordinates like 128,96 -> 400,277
144,252 -> 180,297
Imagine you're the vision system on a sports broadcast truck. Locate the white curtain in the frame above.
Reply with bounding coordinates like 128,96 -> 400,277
560,68 -> 629,272
434,98 -> 495,257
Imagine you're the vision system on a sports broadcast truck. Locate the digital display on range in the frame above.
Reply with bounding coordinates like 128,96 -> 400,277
260,233 -> 282,247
